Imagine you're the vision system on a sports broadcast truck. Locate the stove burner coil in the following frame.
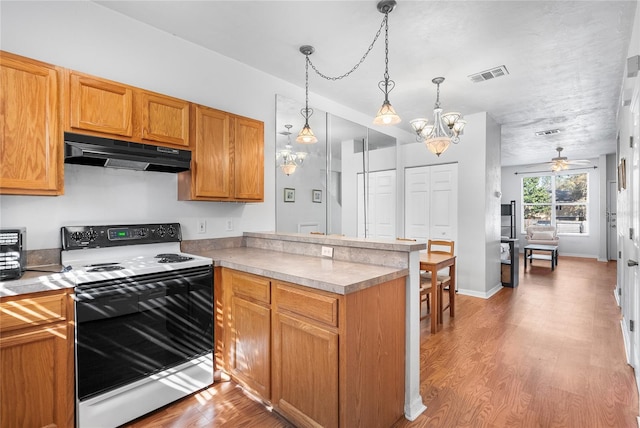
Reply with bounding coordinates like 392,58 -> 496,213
87,265 -> 125,272
155,253 -> 194,263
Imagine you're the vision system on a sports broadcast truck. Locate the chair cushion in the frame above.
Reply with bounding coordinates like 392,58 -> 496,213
531,231 -> 555,240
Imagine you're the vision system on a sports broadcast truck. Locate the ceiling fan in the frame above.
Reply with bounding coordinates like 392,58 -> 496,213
545,147 -> 591,171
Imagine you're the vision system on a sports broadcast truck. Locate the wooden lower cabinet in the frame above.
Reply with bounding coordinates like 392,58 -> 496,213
272,283 -> 340,428
222,268 -> 272,399
0,290 -> 74,428
220,267 -> 406,428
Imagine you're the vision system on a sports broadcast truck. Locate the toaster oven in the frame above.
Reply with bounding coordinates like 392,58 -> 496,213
0,228 -> 26,280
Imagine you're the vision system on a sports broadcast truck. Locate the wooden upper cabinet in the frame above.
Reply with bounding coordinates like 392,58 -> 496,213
178,105 -> 264,202
68,71 -> 134,137
139,92 -> 189,147
192,105 -> 231,199
234,117 -> 264,200
0,51 -> 63,195
66,70 -> 189,148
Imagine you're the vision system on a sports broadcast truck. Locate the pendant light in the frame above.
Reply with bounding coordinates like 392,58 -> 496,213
297,0 -> 400,139
278,124 -> 308,175
410,77 -> 466,156
373,0 -> 401,126
297,46 -> 318,144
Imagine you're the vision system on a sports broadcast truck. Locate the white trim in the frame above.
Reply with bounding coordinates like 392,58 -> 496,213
622,319 -> 632,365
404,251 -> 427,421
457,283 -> 503,299
615,287 -> 621,307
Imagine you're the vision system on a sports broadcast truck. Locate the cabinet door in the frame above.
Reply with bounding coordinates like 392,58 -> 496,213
193,106 -> 231,198
68,71 -> 133,137
272,312 -> 339,428
1,324 -> 71,428
0,52 -> 62,195
140,92 -> 189,147
229,296 -> 271,398
234,116 -> 264,200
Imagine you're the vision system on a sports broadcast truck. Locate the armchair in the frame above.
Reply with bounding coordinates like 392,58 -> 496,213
525,225 -> 559,246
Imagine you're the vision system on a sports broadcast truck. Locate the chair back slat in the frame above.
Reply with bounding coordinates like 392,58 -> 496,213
427,239 -> 454,256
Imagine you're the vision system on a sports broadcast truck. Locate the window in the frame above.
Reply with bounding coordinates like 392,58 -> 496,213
522,172 -> 588,234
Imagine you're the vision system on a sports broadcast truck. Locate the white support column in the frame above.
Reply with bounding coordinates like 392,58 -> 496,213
404,250 -> 427,420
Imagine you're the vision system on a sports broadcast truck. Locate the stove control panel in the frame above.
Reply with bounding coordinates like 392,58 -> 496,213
61,223 -> 182,250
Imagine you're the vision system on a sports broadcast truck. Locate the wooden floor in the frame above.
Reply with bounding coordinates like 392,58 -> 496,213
123,256 -> 638,428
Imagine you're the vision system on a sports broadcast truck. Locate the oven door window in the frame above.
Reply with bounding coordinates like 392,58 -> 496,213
75,266 -> 213,401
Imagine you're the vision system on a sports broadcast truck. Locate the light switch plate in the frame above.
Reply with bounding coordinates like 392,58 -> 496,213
321,246 -> 334,258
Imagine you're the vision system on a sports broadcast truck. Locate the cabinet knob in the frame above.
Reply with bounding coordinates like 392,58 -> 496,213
628,260 -> 639,267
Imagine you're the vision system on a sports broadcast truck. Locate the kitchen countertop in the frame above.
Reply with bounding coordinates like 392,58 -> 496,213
0,248 -> 408,297
202,247 -> 408,295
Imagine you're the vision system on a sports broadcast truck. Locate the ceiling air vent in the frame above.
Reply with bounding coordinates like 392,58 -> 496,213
535,129 -> 561,136
468,65 -> 509,83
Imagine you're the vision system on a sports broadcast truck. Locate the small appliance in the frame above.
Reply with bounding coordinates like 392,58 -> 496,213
0,227 -> 26,280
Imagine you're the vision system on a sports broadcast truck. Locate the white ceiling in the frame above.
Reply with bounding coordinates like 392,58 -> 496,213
95,0 -> 637,166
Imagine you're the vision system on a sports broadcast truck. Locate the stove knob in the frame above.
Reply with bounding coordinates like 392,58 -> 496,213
71,232 -> 82,242
138,228 -> 148,237
156,225 -> 166,237
167,225 -> 176,237
87,229 -> 98,241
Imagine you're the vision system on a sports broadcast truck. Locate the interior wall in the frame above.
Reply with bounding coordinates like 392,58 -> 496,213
400,112 -> 500,297
0,1 -> 412,250
484,114 -> 502,292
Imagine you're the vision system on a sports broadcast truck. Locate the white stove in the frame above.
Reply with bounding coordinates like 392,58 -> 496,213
62,223 -> 214,428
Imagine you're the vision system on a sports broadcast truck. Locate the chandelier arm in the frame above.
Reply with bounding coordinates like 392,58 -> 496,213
307,14 -> 387,81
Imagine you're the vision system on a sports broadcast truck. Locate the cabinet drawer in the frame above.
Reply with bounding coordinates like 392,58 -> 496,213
230,271 -> 270,304
275,283 -> 339,328
0,293 -> 66,332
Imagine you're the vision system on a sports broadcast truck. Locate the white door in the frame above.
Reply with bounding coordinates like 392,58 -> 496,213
628,83 -> 640,378
608,181 -> 617,261
430,164 -> 458,241
404,163 -> 458,242
404,166 -> 430,240
357,170 -> 396,239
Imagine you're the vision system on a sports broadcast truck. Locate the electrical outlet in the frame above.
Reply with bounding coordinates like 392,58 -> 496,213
197,219 -> 206,234
321,246 -> 333,258
226,219 -> 233,231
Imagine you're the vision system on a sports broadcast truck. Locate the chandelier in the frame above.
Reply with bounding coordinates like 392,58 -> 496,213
298,0 -> 399,141
277,124 -> 308,175
409,77 -> 466,157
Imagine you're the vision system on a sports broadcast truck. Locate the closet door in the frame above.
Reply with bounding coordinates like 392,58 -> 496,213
430,163 -> 458,241
404,163 -> 458,242
357,170 -> 396,239
404,166 -> 430,240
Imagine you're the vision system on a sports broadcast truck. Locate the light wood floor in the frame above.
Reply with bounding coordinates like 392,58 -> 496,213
123,256 -> 638,428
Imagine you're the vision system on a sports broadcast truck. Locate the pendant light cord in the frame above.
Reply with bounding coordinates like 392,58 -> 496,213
307,13 -> 387,81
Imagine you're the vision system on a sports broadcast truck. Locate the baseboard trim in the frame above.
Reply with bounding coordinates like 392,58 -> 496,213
457,283 -> 503,299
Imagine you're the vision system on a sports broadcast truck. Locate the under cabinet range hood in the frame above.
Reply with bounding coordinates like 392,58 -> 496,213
64,132 -> 191,173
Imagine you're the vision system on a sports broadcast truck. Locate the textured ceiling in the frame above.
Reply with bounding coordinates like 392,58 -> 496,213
95,0 -> 637,166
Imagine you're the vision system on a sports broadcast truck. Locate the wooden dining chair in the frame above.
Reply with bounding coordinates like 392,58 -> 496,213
420,239 -> 455,321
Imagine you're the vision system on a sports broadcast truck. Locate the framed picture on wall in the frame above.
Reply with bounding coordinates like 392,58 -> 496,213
312,189 -> 322,203
284,188 -> 295,202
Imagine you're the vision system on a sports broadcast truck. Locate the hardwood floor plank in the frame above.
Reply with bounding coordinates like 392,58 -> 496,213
124,256 -> 637,427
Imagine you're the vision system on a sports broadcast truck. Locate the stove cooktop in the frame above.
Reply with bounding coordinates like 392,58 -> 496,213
60,223 -> 212,284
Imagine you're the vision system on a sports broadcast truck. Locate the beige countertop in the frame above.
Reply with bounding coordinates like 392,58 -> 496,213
0,248 -> 407,297
202,247 -> 408,295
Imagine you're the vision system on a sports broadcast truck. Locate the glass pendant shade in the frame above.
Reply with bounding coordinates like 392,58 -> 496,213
441,112 -> 461,128
280,163 -> 297,176
425,137 -> 451,156
296,123 -> 318,144
410,118 -> 429,133
373,101 -> 401,125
